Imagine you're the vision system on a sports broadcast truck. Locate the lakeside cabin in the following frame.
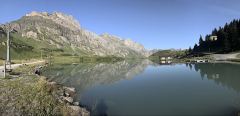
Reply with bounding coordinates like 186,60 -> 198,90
196,60 -> 206,63
159,60 -> 172,64
209,36 -> 218,41
160,56 -> 172,60
158,55 -> 173,65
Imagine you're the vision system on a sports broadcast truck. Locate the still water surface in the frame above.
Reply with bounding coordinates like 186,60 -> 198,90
43,60 -> 240,116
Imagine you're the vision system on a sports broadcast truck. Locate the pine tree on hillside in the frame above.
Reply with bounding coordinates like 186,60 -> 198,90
193,44 -> 198,52
191,19 -> 240,54
223,37 -> 230,53
199,35 -> 204,45
212,28 -> 218,36
188,47 -> 192,53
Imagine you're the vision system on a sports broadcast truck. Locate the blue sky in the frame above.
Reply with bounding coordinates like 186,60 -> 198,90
1,0 -> 240,49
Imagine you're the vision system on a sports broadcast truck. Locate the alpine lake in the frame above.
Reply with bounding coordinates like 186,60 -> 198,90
43,59 -> 240,116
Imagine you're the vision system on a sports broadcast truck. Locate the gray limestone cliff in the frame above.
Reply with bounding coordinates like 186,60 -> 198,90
6,11 -> 150,58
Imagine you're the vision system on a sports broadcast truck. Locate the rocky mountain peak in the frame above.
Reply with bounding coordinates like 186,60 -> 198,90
9,11 -> 150,58
26,11 -> 81,31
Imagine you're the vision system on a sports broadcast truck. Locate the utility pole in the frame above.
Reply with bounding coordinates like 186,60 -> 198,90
6,26 -> 11,69
2,23 -> 14,70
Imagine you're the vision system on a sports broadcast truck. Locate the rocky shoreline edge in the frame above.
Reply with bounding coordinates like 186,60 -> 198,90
40,76 -> 90,116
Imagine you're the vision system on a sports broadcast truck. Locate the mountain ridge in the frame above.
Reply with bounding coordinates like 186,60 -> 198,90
0,11 -> 150,58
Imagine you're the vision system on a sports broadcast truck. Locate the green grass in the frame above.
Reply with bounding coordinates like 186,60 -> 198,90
0,77 -> 68,115
50,56 -> 124,64
1,34 -> 44,60
0,33 -> 135,65
0,33 -> 92,60
150,50 -> 187,58
0,63 -> 77,115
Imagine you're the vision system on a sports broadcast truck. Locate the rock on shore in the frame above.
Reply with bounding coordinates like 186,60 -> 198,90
44,77 -> 90,116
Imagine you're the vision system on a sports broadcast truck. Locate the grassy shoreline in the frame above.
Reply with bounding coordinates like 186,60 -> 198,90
0,60 -> 90,115
0,55 -> 130,115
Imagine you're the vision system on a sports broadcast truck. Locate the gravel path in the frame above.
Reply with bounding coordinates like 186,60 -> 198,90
213,53 -> 240,61
0,60 -> 45,77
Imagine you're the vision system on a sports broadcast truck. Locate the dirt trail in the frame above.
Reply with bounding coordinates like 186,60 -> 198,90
213,53 -> 240,60
0,60 -> 45,77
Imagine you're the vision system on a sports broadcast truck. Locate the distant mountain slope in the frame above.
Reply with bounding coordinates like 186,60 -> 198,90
0,11 -> 149,59
150,49 -> 186,58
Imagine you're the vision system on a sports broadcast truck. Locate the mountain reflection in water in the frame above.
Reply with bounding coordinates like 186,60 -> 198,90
43,61 -> 240,116
43,60 -> 154,94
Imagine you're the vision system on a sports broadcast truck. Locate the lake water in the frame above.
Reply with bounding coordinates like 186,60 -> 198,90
43,60 -> 240,116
